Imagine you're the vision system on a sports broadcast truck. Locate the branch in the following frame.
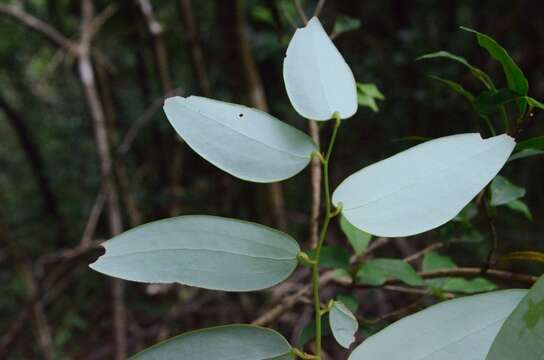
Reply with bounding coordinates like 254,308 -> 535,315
293,0 -> 308,25
0,4 -> 76,53
313,0 -> 326,17
416,267 -> 537,285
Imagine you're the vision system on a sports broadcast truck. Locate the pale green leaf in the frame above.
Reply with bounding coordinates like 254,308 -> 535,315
333,133 -> 515,237
486,276 -> 544,360
163,96 -> 316,183
131,325 -> 294,360
506,199 -> 532,220
330,301 -> 359,349
340,215 -> 372,256
283,17 -> 357,120
332,15 -> 361,38
490,175 -> 525,206
357,259 -> 424,287
349,290 -> 527,360
90,216 -> 300,292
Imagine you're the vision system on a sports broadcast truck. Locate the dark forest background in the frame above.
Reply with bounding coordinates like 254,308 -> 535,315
1,0 -> 543,359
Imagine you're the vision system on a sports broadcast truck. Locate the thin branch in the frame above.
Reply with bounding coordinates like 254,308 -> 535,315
293,0 -> 308,25
118,87 -> 184,154
313,0 -> 326,17
416,267 -> 537,285
81,185 -> 107,246
403,242 -> 446,263
309,122 -> 321,248
0,4 -> 77,53
87,3 -> 118,39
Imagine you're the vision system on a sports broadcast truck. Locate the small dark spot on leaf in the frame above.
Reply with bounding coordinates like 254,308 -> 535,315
239,113 -> 244,117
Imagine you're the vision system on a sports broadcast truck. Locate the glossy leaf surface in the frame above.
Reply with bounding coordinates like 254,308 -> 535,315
131,325 -> 294,360
349,290 -> 526,360
90,216 -> 300,292
333,133 -> 515,237
283,17 -> 357,120
164,96 -> 316,182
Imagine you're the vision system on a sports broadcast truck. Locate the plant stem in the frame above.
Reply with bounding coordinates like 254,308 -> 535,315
311,113 -> 341,359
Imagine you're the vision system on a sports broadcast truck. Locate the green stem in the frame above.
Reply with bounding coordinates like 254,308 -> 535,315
311,113 -> 341,359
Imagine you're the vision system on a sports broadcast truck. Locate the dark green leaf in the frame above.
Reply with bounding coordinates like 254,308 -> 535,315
337,293 -> 359,313
486,275 -> 544,360
460,27 -> 528,112
297,315 -> 331,347
417,50 -> 494,88
357,259 -> 424,287
340,215 -> 372,256
428,75 -> 475,102
515,136 -> 544,152
309,245 -> 350,270
474,88 -> 521,117
508,149 -> 544,162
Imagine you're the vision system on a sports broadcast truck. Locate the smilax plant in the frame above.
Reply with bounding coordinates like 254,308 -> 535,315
90,18 -> 544,359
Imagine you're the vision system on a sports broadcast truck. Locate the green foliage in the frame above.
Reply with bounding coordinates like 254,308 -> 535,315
487,276 -> 544,360
357,259 -> 424,287
356,82 -> 385,112
340,215 -> 372,256
332,15 -> 361,38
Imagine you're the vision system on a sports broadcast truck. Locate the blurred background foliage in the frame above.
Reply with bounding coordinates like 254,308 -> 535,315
0,0 -> 543,358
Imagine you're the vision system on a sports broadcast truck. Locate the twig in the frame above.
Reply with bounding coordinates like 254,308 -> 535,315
117,87 -> 184,154
87,3 -> 118,39
251,271 -> 335,326
403,242 -> 446,263
359,297 -> 424,325
81,185 -> 107,245
293,0 -> 308,25
309,122 -> 321,248
313,0 -> 326,17
416,267 -> 537,285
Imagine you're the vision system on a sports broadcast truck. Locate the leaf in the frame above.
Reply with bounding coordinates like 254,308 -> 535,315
356,83 -> 385,112
163,96 -> 316,183
348,290 -> 527,360
357,83 -> 385,100
515,136 -> 544,152
417,50 -> 494,88
461,27 -> 528,96
332,15 -> 361,38
490,175 -> 525,206
422,252 -> 496,293
474,88 -> 521,117
340,215 -> 372,256
508,149 -> 544,162
297,315 -> 331,347
131,324 -> 294,360
428,75 -> 475,102
460,27 -> 529,112
509,136 -> 544,161
423,251 -> 456,288
486,276 -> 544,360
527,97 -> 544,110
329,301 -> 359,349
90,216 -> 300,292
283,17 -> 357,120
309,245 -> 350,269
506,199 -> 532,220
442,278 -> 497,294
333,133 -> 516,237
357,259 -> 424,287
337,293 -> 359,313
